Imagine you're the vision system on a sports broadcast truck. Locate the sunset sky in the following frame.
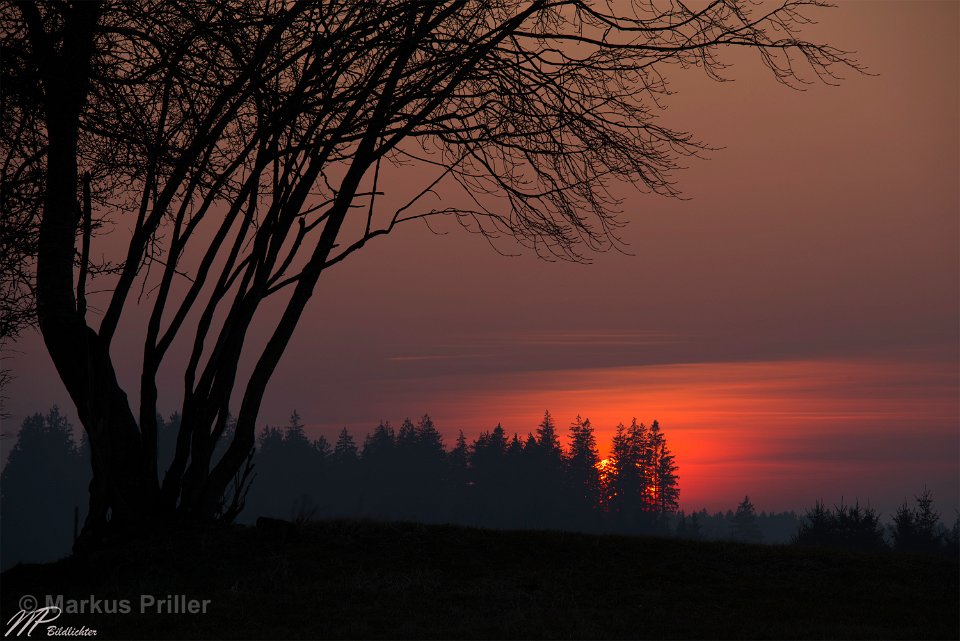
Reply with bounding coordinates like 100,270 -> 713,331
4,1 -> 958,515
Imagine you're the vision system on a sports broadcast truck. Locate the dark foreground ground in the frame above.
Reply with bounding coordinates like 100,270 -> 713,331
2,520 -> 957,640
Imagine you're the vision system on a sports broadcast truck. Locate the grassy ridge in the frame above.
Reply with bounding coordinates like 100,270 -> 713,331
2,519 -> 957,639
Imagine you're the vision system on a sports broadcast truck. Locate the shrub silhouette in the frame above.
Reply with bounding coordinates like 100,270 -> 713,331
794,500 -> 886,552
891,488 -> 947,556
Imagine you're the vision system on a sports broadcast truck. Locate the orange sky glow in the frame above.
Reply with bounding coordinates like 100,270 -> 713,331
301,352 -> 956,514
3,1 -> 958,518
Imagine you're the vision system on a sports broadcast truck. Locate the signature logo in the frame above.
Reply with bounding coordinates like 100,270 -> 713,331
5,595 -> 97,638
5,596 -> 61,638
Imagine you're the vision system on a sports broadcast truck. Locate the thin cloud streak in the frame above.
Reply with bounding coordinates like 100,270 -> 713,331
385,354 -> 489,362
489,330 -> 682,347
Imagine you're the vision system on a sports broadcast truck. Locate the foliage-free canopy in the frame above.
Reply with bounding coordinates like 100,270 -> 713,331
0,0 -> 857,546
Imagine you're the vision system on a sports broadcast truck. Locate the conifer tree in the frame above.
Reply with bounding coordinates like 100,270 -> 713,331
313,435 -> 332,458
524,432 -> 538,450
651,421 -> 680,514
794,500 -> 833,547
449,431 -> 469,471
397,418 -> 417,451
536,410 -> 562,457
362,422 -> 396,462
507,433 -> 524,457
0,408 -> 89,568
892,488 -> 943,555
415,414 -> 445,454
626,418 -> 651,509
446,430 -> 470,522
469,424 -> 511,526
567,415 -> 602,511
606,422 -> 644,530
644,419 -> 662,510
490,423 -> 509,454
257,424 -> 283,452
945,512 -> 960,558
333,427 -> 359,462
732,496 -> 762,543
687,511 -> 703,540
286,410 -> 308,443
795,500 -> 885,551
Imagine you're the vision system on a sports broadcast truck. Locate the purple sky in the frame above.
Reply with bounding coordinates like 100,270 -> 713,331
3,1 -> 958,514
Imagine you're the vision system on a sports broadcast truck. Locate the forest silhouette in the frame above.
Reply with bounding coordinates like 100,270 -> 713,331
3,406 -> 957,570
2,2 -> 954,637
1,0 -> 866,548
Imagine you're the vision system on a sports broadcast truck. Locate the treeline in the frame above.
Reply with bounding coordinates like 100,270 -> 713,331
0,407 -> 680,567
672,495 -> 960,557
0,408 -> 88,569
673,501 -> 805,544
791,491 -> 959,556
246,410 -> 680,535
2,407 -> 958,570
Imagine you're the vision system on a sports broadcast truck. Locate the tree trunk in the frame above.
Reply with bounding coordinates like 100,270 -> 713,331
27,2 -> 160,550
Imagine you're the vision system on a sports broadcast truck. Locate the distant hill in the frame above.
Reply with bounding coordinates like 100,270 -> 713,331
2,519 -> 957,639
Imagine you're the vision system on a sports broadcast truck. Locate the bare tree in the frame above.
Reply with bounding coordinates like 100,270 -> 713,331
1,0 -> 859,546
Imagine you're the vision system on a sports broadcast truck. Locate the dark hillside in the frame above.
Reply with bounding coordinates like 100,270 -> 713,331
2,520 -> 957,639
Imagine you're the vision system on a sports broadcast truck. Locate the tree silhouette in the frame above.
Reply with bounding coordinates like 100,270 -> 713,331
362,422 -> 396,462
449,430 -> 468,472
14,398 -> 960,569
627,419 -> 652,513
469,423 -> 510,526
946,513 -> 960,558
567,415 -> 602,523
891,488 -> 945,556
286,411 -> 308,444
675,511 -> 703,541
794,500 -> 885,552
686,512 -> 703,541
605,422 -> 638,530
313,434 -> 332,459
397,418 -> 417,453
0,408 -> 89,568
649,420 -> 679,515
328,427 -> 360,516
245,414 -> 321,520
357,421 -> 396,516
535,411 -> 563,458
524,412 -> 568,528
403,415 -> 447,520
2,0 -> 859,543
731,496 -> 762,543
601,418 -> 677,533
446,430 -> 470,521
334,428 -> 359,462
